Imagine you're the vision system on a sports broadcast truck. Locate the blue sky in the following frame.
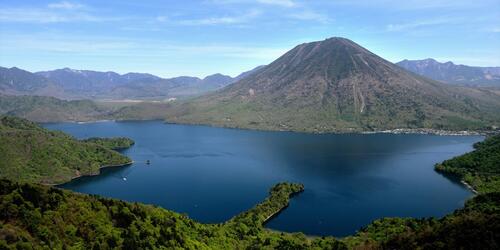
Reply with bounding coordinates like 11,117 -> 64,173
0,0 -> 499,78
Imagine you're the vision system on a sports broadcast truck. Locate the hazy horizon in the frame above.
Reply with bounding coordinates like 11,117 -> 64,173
3,56 -> 500,80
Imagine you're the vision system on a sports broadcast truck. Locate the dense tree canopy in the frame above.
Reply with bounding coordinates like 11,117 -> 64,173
0,116 -> 132,184
0,180 -> 346,249
81,137 -> 135,150
436,134 -> 500,193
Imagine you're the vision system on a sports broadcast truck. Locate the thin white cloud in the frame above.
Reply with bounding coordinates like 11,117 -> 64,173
256,0 -> 296,7
386,17 -> 459,32
0,34 -> 135,53
0,8 -> 102,23
327,0 -> 497,10
288,10 -> 331,24
179,16 -> 243,25
172,10 -> 261,26
0,33 -> 289,61
0,4 -> 120,23
491,27 -> 500,33
156,16 -> 168,22
210,0 -> 297,7
48,1 -> 84,10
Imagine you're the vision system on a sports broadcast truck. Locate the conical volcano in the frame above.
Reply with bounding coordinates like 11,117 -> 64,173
167,37 -> 500,132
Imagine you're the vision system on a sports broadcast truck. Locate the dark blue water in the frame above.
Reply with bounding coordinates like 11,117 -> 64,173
44,121 -> 479,237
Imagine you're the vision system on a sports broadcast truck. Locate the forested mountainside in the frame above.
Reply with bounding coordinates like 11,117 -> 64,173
0,95 -> 172,122
0,95 -> 111,122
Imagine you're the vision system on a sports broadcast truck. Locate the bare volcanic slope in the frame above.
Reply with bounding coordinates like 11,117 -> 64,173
167,37 -> 500,132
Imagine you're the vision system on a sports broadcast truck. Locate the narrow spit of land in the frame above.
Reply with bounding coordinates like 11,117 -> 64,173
227,182 -> 305,226
0,179 -> 349,249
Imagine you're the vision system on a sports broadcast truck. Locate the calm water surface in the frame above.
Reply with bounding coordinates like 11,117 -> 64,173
44,121 -> 479,236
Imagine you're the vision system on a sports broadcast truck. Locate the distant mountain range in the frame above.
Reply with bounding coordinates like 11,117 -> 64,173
2,38 -> 500,131
397,59 -> 500,86
167,37 -> 500,132
0,66 -> 264,100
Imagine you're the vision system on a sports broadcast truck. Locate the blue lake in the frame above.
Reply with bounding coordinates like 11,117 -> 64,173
44,121 -> 479,236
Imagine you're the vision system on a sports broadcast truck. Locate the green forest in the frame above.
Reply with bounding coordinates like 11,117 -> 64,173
0,116 -> 499,249
0,116 -> 133,184
436,135 -> 500,193
81,137 -> 135,150
0,180 -> 347,249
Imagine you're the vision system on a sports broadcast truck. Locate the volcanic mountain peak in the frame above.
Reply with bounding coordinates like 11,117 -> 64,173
273,37 -> 399,79
167,37 -> 500,132
223,36 -> 421,101
271,37 -> 374,69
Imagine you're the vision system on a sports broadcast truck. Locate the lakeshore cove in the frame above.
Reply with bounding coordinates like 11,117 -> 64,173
45,120 -> 481,237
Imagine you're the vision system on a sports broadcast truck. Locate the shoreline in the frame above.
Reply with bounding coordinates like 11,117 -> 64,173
39,117 -> 496,136
41,118 -> 166,125
165,120 -> 491,136
48,160 -> 134,186
76,119 -> 115,124
262,189 -> 304,224
461,180 -> 479,194
360,128 -> 485,136
48,140 -> 485,240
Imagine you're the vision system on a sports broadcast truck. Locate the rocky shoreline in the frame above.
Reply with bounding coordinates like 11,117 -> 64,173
461,180 -> 479,194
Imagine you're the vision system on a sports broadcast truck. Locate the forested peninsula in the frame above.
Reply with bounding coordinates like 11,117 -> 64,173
0,116 -> 134,184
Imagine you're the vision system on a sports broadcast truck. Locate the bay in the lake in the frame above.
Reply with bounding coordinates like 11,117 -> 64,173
44,121 -> 479,236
